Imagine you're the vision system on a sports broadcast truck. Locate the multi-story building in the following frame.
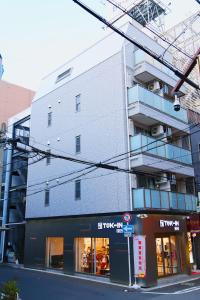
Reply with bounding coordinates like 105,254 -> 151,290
24,22 -> 197,287
0,81 -> 34,262
0,109 -> 31,263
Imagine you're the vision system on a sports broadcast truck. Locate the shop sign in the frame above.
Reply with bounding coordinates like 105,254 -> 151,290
97,222 -> 123,233
133,235 -> 146,278
159,220 -> 180,231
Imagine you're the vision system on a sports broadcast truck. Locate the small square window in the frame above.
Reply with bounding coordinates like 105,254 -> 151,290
45,189 -> 50,206
46,150 -> 51,165
75,94 -> 81,112
48,112 -> 52,127
75,180 -> 81,200
75,135 -> 81,153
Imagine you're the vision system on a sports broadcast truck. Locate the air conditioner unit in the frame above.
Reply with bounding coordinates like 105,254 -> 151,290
151,125 -> 164,137
153,80 -> 160,91
155,173 -> 168,184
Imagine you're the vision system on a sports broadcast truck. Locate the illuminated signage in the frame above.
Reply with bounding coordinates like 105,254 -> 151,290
160,220 -> 180,231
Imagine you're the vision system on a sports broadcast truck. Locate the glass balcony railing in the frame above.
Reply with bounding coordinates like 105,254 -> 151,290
130,134 -> 192,165
128,85 -> 188,123
132,188 -> 197,211
134,50 -> 177,80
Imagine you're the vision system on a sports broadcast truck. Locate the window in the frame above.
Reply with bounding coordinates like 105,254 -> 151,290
75,135 -> 81,153
45,189 -> 50,206
56,68 -> 72,83
48,112 -> 52,127
75,238 -> 110,276
75,94 -> 81,112
75,180 -> 81,200
46,150 -> 51,165
46,237 -> 64,269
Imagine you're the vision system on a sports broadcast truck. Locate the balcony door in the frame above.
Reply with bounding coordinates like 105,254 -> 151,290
156,235 -> 179,277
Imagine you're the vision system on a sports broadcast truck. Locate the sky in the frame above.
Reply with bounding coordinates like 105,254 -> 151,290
0,0 -> 199,91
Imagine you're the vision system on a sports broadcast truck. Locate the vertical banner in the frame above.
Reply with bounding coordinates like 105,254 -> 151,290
133,235 -> 146,278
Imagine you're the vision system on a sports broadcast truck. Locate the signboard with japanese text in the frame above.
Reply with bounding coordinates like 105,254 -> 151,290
133,235 -> 146,278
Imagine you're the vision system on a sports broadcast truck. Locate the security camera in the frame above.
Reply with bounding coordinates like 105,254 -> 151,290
173,95 -> 180,111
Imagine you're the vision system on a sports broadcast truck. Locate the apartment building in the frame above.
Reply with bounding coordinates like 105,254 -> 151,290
24,22 -> 197,287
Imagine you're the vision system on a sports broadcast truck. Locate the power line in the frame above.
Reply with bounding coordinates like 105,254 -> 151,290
72,0 -> 200,90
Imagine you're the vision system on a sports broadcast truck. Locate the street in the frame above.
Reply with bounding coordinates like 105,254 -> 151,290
0,265 -> 200,300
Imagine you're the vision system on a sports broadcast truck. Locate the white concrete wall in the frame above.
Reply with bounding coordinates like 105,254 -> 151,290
26,52 -> 130,218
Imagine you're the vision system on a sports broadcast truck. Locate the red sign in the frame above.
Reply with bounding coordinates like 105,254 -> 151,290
133,235 -> 146,278
122,213 -> 132,223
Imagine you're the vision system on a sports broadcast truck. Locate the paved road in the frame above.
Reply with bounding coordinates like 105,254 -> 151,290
1,265 -> 200,300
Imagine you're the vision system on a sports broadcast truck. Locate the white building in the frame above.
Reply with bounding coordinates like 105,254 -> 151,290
24,21 -> 197,286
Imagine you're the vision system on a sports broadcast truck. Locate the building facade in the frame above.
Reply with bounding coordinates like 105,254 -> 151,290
24,22 -> 197,287
0,109 -> 31,263
0,80 -> 34,262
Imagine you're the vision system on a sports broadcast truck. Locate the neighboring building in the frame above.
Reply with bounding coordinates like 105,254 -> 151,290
0,54 -> 3,79
0,80 -> 34,127
0,81 -> 34,262
24,21 -> 197,287
0,109 -> 30,263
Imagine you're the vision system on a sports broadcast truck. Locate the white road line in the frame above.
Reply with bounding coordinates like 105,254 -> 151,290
143,291 -> 175,295
174,286 -> 200,294
143,285 -> 200,295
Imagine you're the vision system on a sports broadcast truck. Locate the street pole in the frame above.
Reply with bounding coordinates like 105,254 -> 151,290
127,236 -> 132,286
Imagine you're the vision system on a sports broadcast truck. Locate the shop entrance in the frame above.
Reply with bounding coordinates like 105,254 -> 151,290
46,237 -> 64,270
75,237 -> 110,276
156,236 -> 179,277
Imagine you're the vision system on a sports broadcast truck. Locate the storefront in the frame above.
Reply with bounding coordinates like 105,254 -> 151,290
24,213 -> 190,287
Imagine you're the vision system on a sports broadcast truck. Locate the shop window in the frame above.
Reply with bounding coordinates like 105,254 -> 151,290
46,237 -> 64,269
75,237 -> 110,276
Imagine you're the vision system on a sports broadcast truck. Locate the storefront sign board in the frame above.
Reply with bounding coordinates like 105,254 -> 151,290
133,235 -> 146,278
159,220 -> 180,231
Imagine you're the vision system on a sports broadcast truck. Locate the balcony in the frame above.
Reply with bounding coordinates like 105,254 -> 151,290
130,134 -> 192,165
128,85 -> 188,123
133,50 -> 185,92
132,188 -> 197,212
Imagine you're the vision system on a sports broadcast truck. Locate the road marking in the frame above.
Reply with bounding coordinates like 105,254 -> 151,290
143,285 -> 200,295
174,286 -> 200,294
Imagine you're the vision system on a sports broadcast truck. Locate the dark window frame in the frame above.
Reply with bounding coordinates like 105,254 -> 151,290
45,189 -> 50,206
75,135 -> 81,154
75,180 -> 81,200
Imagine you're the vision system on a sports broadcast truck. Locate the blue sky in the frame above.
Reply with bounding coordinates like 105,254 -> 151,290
0,0 -> 199,91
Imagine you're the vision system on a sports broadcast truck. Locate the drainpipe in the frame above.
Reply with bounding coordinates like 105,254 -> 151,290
122,43 -> 134,287
122,44 -> 133,212
0,144 -> 12,263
